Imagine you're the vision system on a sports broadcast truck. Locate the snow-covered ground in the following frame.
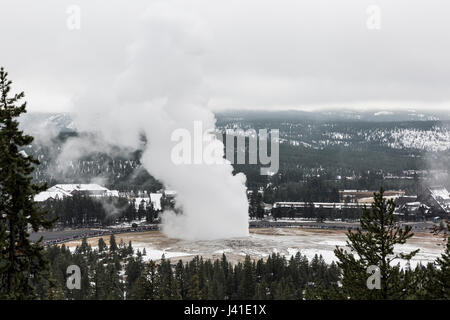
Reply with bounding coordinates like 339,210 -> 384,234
62,228 -> 447,268
131,243 -> 193,262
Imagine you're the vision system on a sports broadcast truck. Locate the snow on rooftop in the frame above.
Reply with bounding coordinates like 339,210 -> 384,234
35,184 -> 116,202
428,186 -> 450,212
164,190 -> 177,196
405,202 -> 423,206
429,186 -> 450,200
49,184 -> 109,193
34,190 -> 70,202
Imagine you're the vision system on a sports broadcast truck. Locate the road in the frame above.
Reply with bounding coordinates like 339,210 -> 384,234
30,220 -> 438,245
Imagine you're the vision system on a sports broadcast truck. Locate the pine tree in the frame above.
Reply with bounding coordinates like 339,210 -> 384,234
137,200 -> 146,220
98,237 -> 107,253
105,262 -> 123,300
125,255 -> 144,291
93,261 -> 108,299
127,240 -> 134,256
334,188 -> 419,299
174,260 -> 186,299
0,67 -> 55,299
433,221 -> 450,299
273,277 -> 296,300
248,188 -> 257,219
129,260 -> 158,299
39,270 -> 65,300
237,255 -> 255,299
125,202 -> 136,222
109,234 -> 118,253
187,273 -> 201,299
145,202 -> 155,223
254,279 -> 269,299
76,236 -> 90,255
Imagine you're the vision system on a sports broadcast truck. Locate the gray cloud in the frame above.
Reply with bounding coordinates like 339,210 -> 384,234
0,0 -> 449,112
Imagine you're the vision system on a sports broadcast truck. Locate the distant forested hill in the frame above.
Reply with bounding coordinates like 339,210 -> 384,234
20,112 -> 450,200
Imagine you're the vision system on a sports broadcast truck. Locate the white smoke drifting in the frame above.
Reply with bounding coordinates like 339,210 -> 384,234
424,121 -> 450,189
59,2 -> 249,240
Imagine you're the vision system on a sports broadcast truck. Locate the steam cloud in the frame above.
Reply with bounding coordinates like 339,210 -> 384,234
424,121 -> 450,189
58,2 -> 249,240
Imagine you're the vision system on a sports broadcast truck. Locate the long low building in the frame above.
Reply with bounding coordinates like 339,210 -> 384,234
35,184 -> 119,202
34,189 -> 72,202
339,190 -> 405,202
274,202 -> 365,209
275,186 -> 450,218
35,184 -> 164,212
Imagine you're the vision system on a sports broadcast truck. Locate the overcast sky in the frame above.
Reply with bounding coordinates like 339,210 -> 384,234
1,0 -> 449,113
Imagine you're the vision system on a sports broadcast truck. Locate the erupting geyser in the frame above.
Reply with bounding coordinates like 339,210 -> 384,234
58,2 -> 249,240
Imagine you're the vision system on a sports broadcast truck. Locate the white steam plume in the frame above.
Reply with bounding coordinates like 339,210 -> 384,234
424,121 -> 450,189
61,2 -> 249,240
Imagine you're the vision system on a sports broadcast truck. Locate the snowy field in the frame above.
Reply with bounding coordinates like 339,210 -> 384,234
62,228 -> 447,267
